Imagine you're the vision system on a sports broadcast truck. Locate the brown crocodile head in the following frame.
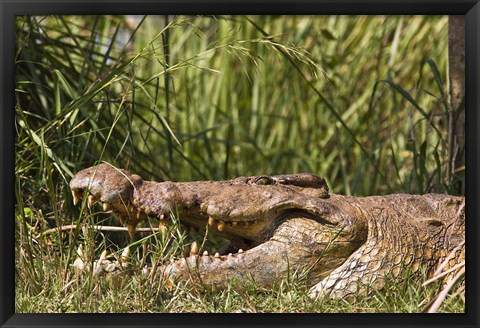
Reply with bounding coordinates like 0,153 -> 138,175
70,163 -> 341,240
70,163 -> 368,289
70,164 -> 465,299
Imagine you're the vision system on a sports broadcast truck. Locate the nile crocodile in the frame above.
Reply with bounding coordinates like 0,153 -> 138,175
69,163 -> 465,299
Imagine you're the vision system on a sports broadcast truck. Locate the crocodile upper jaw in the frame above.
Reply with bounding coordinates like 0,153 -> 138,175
69,163 -> 334,243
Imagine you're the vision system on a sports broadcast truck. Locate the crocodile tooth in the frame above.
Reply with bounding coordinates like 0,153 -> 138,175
87,195 -> 95,208
72,190 -> 80,205
73,245 -> 85,272
159,214 -> 165,220
77,245 -> 84,258
121,246 -> 130,262
203,250 -> 209,256
73,257 -> 85,272
208,217 -> 215,226
190,241 -> 199,256
217,221 -> 225,231
93,251 -> 108,275
214,252 -> 220,258
158,221 -> 167,234
99,250 -> 108,261
127,222 -> 137,239
228,253 -> 233,257
119,215 -> 126,225
102,202 -> 111,211
170,258 -> 175,264
231,221 -> 238,226
238,249 -> 244,253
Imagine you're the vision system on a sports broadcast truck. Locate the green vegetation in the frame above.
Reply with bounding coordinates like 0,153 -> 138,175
15,15 -> 464,313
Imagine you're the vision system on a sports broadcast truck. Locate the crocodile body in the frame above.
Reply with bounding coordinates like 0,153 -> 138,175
70,164 -> 465,299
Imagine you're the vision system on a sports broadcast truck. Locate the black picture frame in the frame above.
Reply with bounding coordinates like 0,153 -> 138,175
1,1 -> 479,327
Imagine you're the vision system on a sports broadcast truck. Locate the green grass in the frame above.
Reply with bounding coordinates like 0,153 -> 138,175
16,275 -> 463,313
15,214 -> 464,313
14,15 -> 464,313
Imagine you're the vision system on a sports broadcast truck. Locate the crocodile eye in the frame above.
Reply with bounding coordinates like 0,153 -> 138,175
255,177 -> 272,185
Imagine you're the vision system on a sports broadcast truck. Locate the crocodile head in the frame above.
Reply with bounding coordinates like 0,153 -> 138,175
70,163 -> 367,289
70,163 -> 336,240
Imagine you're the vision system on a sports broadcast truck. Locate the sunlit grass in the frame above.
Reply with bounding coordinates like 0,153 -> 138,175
15,15 -> 463,313
15,209 -> 464,313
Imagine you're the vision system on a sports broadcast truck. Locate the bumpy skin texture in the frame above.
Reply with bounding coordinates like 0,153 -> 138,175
70,164 -> 465,299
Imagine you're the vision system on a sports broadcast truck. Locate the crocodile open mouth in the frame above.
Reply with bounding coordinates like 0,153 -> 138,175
70,192 -> 290,284
69,164 -> 466,299
70,187 -> 343,283
71,186 -> 311,256
69,163 -> 343,282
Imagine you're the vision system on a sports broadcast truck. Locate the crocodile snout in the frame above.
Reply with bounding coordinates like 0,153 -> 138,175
70,163 -> 143,205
